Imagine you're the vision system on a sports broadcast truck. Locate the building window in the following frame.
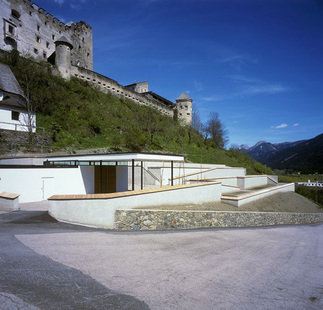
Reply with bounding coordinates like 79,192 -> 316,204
37,25 -> 40,31
52,34 -> 55,40
36,36 -> 41,43
46,42 -> 50,48
34,48 -> 38,54
8,25 -> 15,35
43,52 -> 47,59
11,111 -> 19,121
11,10 -> 21,20
29,11 -> 32,16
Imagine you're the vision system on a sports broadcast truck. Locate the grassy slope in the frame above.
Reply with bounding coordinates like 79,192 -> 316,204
1,51 -> 273,175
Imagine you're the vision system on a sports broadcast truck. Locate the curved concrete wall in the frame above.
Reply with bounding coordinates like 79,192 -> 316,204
48,182 -> 222,228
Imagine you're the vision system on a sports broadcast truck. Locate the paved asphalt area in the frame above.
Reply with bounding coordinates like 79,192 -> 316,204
0,210 -> 322,310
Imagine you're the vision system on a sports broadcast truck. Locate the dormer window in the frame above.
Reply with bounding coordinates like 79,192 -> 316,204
11,9 -> 21,20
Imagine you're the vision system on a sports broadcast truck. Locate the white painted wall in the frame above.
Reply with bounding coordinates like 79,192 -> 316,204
0,106 -> 36,132
237,176 -> 268,190
0,167 -> 89,202
80,166 -> 95,194
116,166 -> 128,192
49,182 -> 223,229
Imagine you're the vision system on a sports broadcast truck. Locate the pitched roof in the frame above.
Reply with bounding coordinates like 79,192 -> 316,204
176,92 -> 192,101
0,96 -> 27,109
55,36 -> 74,49
0,63 -> 25,98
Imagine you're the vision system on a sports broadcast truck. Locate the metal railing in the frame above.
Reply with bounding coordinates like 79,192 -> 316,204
0,121 -> 47,134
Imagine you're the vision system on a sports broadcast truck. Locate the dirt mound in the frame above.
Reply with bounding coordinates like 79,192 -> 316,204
138,192 -> 322,213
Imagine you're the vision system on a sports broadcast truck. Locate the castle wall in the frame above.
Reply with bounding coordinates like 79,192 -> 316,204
71,66 -> 175,118
0,0 -> 93,70
0,1 -> 192,125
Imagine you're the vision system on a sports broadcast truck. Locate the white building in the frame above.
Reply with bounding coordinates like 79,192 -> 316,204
0,62 -> 36,132
0,153 -> 184,203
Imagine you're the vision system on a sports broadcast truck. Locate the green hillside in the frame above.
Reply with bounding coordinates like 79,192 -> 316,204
0,51 -> 273,175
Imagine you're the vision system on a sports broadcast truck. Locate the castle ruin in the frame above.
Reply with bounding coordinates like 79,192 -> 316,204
0,0 -> 192,126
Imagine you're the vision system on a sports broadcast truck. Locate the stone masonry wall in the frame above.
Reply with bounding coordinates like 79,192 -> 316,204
0,129 -> 51,145
72,66 -> 175,118
115,209 -> 323,230
1,0 -> 93,69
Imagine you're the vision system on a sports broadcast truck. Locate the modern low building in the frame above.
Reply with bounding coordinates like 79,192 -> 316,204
0,153 -> 184,203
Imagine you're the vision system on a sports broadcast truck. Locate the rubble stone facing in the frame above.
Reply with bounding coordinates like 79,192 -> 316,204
115,210 -> 323,230
0,129 -> 51,145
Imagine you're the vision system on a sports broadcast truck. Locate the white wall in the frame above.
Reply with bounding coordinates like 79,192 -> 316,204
80,166 -> 95,194
0,106 -> 36,132
49,182 -> 223,229
237,176 -> 268,190
116,166 -> 128,192
0,167 -> 89,202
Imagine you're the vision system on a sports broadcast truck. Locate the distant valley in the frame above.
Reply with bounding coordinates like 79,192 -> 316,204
240,134 -> 323,173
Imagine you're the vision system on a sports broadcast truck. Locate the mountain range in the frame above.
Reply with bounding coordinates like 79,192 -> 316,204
240,134 -> 323,173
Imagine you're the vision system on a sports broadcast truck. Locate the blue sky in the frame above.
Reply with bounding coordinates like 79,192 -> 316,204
36,0 -> 323,147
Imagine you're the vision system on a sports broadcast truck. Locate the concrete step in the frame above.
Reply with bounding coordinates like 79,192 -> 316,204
221,183 -> 295,207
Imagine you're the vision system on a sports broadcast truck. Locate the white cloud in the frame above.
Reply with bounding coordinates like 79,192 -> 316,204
217,54 -> 258,71
194,80 -> 203,92
242,84 -> 288,95
228,75 -> 289,95
54,0 -> 87,10
271,123 -> 288,129
293,123 -> 299,127
54,0 -> 64,5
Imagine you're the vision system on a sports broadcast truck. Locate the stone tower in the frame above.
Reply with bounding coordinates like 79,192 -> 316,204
55,36 -> 73,79
176,92 -> 192,126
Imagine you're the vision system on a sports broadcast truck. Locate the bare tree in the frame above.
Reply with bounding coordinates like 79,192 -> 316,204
205,112 -> 228,148
191,104 -> 203,133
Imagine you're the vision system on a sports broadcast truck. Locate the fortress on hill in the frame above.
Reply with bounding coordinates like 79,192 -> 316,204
0,0 -> 193,126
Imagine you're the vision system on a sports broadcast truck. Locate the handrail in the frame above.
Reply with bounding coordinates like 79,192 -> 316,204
0,121 -> 47,134
142,166 -> 160,183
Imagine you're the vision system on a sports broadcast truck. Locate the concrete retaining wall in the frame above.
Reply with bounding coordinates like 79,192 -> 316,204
48,182 -> 222,229
237,175 -> 268,190
115,209 -> 323,230
222,183 -> 295,207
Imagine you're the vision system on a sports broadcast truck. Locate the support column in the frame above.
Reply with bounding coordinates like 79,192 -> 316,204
132,159 -> 135,191
99,160 -> 102,193
171,161 -> 174,186
141,161 -> 143,190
